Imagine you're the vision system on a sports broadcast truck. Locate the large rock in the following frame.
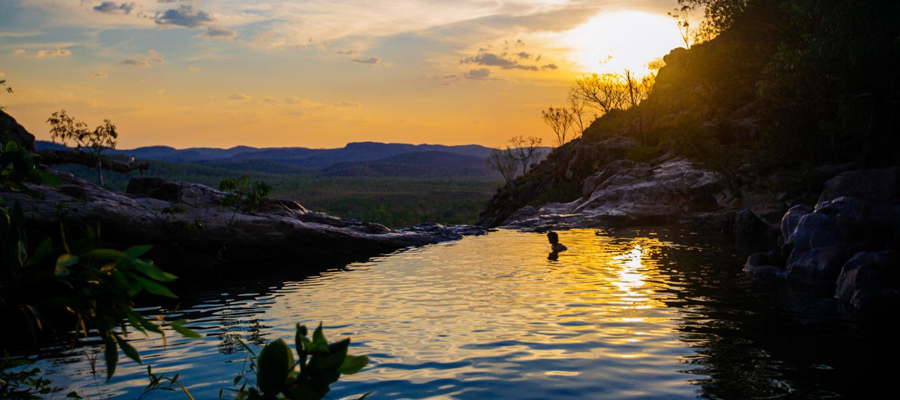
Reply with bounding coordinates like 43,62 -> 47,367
0,109 -> 35,151
745,167 -> 900,311
781,204 -> 813,245
3,172 -> 474,273
785,197 -> 900,282
818,167 -> 900,203
834,251 -> 900,311
501,157 -> 724,230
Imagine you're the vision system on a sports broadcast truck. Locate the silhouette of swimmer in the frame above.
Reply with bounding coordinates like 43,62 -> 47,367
547,231 -> 567,254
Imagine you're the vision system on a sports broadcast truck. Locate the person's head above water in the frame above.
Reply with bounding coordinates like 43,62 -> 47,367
547,231 -> 559,244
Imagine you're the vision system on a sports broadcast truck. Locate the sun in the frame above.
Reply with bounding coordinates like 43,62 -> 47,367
562,10 -> 686,77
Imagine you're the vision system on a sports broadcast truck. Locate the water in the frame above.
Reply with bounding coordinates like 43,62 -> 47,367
24,229 -> 899,399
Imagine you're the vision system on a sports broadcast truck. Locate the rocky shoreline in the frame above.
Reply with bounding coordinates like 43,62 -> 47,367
744,168 -> 900,311
479,130 -> 898,312
3,171 -> 485,274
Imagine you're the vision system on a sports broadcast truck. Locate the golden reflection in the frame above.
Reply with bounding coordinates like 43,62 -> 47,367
204,230 -> 685,385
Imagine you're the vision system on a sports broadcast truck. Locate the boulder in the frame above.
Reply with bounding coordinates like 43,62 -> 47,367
729,209 -> 769,240
786,245 -> 850,284
781,204 -> 813,245
818,167 -> 900,203
0,109 -> 35,151
743,251 -> 787,278
834,251 -> 900,311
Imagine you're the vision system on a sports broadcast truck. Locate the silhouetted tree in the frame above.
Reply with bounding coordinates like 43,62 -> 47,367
486,147 -> 518,185
542,106 -> 574,147
668,5 -> 695,48
568,90 -> 590,137
509,136 -> 544,175
47,110 -> 118,187
571,74 -> 627,116
0,80 -> 11,111
678,0 -> 751,41
622,70 -> 659,145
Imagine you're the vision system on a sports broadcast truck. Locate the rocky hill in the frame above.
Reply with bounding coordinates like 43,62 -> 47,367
477,0 -> 900,311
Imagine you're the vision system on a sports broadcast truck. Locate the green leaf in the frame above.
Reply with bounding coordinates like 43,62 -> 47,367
130,274 -> 178,298
17,240 -> 27,266
338,355 -> 369,375
133,259 -> 177,282
170,319 -> 201,339
25,238 -> 53,267
114,333 -> 142,364
257,339 -> 294,395
125,245 -> 153,258
105,336 -> 119,381
34,171 -> 62,187
309,322 -> 328,354
314,339 -> 350,373
84,248 -> 128,260
5,141 -> 17,152
283,381 -> 330,400
55,254 -> 78,276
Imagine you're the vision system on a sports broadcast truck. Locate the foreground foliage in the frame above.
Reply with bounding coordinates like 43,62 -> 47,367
227,323 -> 369,400
47,110 -> 119,187
1,140 -> 198,398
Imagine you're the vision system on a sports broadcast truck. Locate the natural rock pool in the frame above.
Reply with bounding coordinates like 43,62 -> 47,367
29,229 -> 897,399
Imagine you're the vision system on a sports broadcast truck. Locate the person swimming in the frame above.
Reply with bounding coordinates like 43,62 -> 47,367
547,231 -> 567,253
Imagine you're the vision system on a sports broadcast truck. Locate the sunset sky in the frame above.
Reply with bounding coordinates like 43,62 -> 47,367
0,0 -> 684,149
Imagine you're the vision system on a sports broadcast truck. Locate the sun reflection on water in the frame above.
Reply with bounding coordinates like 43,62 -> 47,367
36,229 -> 706,399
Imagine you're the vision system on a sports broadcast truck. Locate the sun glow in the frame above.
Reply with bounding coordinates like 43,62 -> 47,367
563,10 -> 685,77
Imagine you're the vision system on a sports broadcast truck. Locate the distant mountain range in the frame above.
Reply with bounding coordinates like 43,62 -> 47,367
34,140 -> 547,180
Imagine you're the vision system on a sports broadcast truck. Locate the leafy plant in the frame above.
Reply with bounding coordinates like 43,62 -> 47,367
0,141 -> 62,195
0,355 -> 53,400
1,141 -> 198,398
47,109 -> 119,187
225,323 -> 369,400
136,365 -> 195,400
220,175 -> 273,212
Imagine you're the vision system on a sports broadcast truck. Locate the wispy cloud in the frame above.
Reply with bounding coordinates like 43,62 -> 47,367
460,52 -> 538,71
90,71 -> 109,78
12,48 -> 71,58
464,68 -> 491,79
227,92 -> 250,100
195,25 -> 237,39
120,50 -> 164,67
351,56 -> 381,65
0,31 -> 43,38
